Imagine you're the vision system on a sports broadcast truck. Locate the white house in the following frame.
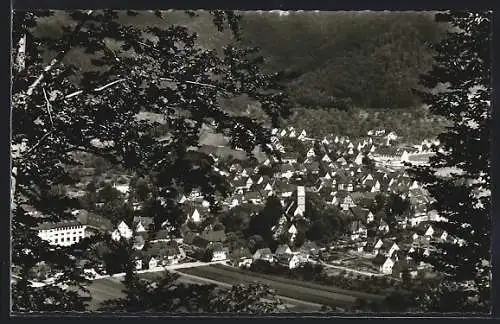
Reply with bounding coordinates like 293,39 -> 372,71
424,225 -> 434,238
179,195 -> 187,204
322,154 -> 332,163
112,221 -> 133,241
373,255 -> 395,275
388,243 -> 400,258
278,254 -> 301,269
189,209 -> 202,223
288,224 -> 298,243
211,244 -> 229,262
148,257 -> 159,269
298,130 -> 307,140
366,211 -> 375,223
354,153 -> 364,165
306,148 -> 316,158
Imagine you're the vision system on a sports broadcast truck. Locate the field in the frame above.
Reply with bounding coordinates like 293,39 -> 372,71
178,264 -> 384,307
85,270 -> 319,312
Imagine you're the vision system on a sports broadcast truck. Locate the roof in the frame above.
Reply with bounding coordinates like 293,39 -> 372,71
144,241 -> 180,258
255,248 -> 273,256
275,244 -> 291,255
372,254 -> 387,266
37,220 -> 82,231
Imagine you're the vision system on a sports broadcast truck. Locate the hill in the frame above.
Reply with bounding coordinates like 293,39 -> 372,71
28,10 -> 448,142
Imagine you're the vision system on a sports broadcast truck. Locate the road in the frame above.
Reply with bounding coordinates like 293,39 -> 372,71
318,261 -> 384,277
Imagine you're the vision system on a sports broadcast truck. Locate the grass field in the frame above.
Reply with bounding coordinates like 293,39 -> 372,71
86,271 -> 318,312
178,265 -> 384,307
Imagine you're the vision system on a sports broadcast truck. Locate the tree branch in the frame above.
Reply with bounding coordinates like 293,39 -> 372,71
15,34 -> 27,73
64,78 -> 127,99
26,10 -> 94,96
42,87 -> 54,128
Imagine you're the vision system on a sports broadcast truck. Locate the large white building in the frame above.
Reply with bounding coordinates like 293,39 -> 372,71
37,211 -> 113,246
37,221 -> 87,246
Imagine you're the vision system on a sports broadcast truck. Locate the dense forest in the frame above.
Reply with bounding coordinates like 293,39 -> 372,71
33,10 -> 448,141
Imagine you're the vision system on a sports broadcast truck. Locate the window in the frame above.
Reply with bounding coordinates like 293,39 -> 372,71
79,236 -> 83,240
55,239 -> 58,243
72,237 -> 76,241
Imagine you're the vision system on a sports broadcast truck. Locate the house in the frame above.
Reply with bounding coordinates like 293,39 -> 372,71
76,210 -> 113,234
367,211 -> 375,223
378,219 -> 390,234
424,225 -> 434,238
145,240 -> 184,266
210,242 -> 230,262
150,229 -> 171,243
148,257 -> 160,269
111,221 -> 133,241
132,235 -> 146,250
288,224 -> 298,243
322,154 -> 332,163
373,254 -> 395,275
253,248 -> 274,263
238,257 -> 254,268
349,220 -> 367,240
306,147 -> 316,158
340,194 -> 356,211
392,259 -> 419,279
434,228 -> 448,242
188,208 -> 202,223
282,152 -> 300,164
354,153 -> 364,165
387,242 -> 400,258
298,130 -> 307,141
275,244 -> 292,256
277,253 -> 301,269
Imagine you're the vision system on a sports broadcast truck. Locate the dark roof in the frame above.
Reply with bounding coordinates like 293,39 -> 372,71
372,254 -> 387,266
275,244 -> 291,255
37,220 -> 82,230
133,216 -> 154,227
145,241 -> 180,258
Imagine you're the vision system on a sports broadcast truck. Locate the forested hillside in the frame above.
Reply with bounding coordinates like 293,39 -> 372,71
32,10 -> 448,141
240,11 -> 445,109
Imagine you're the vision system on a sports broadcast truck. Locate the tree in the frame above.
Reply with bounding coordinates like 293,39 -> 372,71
408,11 -> 491,313
208,283 -> 287,313
221,203 -> 258,233
11,9 -> 289,312
247,195 -> 283,242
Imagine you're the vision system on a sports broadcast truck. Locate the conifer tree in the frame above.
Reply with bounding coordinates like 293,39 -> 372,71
409,10 -> 491,313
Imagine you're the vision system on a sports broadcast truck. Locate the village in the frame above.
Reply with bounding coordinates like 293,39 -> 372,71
31,126 -> 454,288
